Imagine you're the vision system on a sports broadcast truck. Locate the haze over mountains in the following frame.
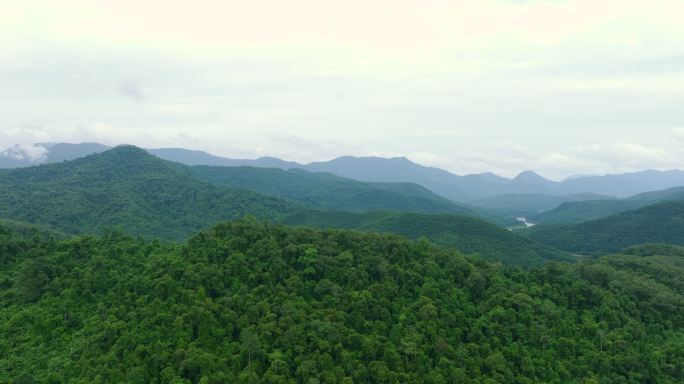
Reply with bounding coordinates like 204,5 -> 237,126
3,142 -> 684,202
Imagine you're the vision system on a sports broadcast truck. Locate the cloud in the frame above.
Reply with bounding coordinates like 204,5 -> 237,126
1,144 -> 48,161
609,142 -> 675,163
2,1 -> 684,179
673,128 -> 684,140
552,142 -> 678,174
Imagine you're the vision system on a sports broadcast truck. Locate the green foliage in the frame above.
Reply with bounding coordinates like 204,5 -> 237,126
189,166 -> 475,215
0,219 -> 66,240
621,243 -> 684,258
523,201 -> 684,255
1,219 -> 683,383
279,210 -> 572,267
0,146 -> 301,240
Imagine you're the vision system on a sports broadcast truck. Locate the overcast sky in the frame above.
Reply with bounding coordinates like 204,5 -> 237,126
2,1 -> 684,179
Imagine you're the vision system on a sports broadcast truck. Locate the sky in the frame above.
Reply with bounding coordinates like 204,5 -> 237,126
1,0 -> 684,179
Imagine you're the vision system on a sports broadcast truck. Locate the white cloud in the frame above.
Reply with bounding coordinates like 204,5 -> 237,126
533,142 -> 679,178
673,128 -> 684,140
1,144 -> 48,162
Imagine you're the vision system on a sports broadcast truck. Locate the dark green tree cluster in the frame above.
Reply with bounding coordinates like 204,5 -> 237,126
280,210 -> 571,267
1,219 -> 683,383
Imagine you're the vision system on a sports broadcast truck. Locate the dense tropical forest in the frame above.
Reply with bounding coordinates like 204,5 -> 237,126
2,146 -> 684,383
1,220 -> 683,383
0,146 -> 302,240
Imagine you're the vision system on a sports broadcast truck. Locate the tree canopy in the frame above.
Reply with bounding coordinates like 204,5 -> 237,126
1,219 -> 682,383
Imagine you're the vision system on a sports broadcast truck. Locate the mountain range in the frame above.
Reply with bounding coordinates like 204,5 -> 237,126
8,143 -> 683,264
3,142 -> 684,202
0,145 -> 568,266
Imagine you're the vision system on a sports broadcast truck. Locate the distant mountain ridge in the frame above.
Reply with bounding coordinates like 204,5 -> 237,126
3,142 -> 684,202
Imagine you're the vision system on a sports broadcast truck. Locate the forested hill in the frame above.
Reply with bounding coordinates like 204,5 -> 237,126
0,146 -> 300,240
1,219 -> 682,383
189,165 -> 474,215
531,186 -> 684,224
279,210 -> 573,267
523,200 -> 684,254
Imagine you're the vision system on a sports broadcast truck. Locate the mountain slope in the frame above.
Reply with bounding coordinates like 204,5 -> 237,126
0,146 -> 300,240
532,186 -> 684,224
1,220 -> 683,383
279,210 -> 572,267
189,165 -> 476,215
523,200 -> 684,254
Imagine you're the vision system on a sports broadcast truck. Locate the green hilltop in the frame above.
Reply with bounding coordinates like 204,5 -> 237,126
0,146 -> 300,240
